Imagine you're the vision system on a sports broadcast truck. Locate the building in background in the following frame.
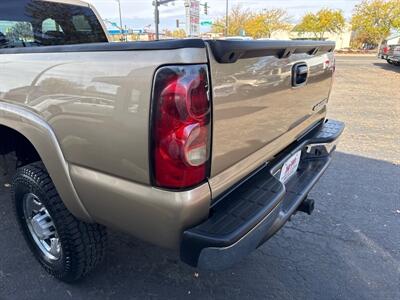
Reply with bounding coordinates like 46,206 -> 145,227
108,30 -> 157,42
287,24 -> 353,50
208,24 -> 354,50
385,34 -> 400,45
185,0 -> 200,37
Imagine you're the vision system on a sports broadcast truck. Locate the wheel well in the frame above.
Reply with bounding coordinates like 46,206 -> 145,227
0,125 -> 41,176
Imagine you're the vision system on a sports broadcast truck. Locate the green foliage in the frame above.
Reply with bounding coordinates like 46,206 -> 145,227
351,0 -> 400,46
294,9 -> 345,40
5,22 -> 34,42
245,9 -> 292,39
211,6 -> 292,38
212,5 -> 252,36
393,1 -> 400,30
172,29 -> 187,38
165,28 -> 187,38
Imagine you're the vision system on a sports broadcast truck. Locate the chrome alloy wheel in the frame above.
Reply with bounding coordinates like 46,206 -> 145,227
22,193 -> 62,261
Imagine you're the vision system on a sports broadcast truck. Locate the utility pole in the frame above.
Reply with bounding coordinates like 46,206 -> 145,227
153,0 -> 176,40
225,0 -> 229,36
115,0 -> 124,41
154,2 -> 159,40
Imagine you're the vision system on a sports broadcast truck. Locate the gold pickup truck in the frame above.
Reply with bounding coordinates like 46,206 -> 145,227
0,0 -> 344,282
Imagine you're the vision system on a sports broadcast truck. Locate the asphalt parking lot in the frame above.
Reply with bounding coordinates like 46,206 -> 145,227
0,55 -> 399,299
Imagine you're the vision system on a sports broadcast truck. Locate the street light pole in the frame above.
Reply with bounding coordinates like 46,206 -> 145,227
153,0 -> 176,40
154,1 -> 160,40
115,0 -> 124,41
225,0 -> 229,36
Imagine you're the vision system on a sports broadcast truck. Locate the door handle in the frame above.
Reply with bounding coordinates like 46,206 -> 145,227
292,63 -> 308,87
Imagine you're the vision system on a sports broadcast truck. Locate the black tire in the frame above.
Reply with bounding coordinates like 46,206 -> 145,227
12,162 -> 107,282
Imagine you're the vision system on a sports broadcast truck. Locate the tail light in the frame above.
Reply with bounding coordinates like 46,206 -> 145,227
324,56 -> 335,72
151,65 -> 211,189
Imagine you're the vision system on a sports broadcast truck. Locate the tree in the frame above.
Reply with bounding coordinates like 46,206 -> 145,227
245,9 -> 292,39
171,29 -> 187,38
294,9 -> 345,40
212,5 -> 252,36
393,1 -> 400,30
163,29 -> 187,39
351,0 -> 400,47
6,22 -> 34,42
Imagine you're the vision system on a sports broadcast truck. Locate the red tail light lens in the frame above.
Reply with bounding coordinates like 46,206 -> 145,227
151,65 -> 211,189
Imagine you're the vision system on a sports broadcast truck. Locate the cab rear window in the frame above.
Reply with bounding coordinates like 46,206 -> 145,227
0,0 -> 107,49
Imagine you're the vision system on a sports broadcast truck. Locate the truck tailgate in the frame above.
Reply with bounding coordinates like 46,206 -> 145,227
206,40 -> 335,179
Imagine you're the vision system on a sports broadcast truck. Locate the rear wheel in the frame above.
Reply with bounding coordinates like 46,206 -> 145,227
12,162 -> 107,282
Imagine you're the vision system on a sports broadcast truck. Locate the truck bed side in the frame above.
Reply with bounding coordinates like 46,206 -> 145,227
0,41 -> 212,248
0,41 -> 207,185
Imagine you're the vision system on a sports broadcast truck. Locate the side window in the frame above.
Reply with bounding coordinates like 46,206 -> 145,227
42,18 -> 64,34
0,0 -> 108,49
72,15 -> 91,32
0,21 -> 34,48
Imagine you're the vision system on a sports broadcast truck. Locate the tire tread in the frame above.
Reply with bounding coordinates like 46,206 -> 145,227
12,162 -> 107,282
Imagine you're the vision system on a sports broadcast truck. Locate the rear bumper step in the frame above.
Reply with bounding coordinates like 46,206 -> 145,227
180,119 -> 344,270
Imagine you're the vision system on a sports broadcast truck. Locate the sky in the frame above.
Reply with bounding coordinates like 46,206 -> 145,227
86,0 -> 362,31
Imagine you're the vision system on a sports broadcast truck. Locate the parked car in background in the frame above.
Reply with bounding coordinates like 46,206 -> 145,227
378,42 -> 389,59
386,44 -> 400,66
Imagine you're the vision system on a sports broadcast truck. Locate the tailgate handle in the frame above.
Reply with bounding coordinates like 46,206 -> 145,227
292,63 -> 308,87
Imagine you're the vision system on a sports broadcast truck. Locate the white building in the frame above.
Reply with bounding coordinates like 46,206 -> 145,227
386,34 -> 400,45
269,24 -> 353,49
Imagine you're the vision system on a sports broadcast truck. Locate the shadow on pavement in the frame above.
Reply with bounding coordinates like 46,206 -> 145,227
373,62 -> 400,73
0,152 -> 399,300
